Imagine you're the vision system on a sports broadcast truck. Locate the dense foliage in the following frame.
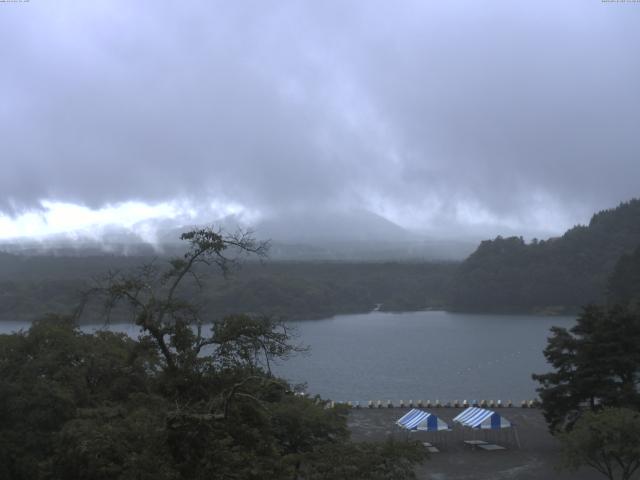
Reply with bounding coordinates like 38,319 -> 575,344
2,199 -> 640,319
532,305 -> 640,432
559,408 -> 640,480
0,317 -> 426,480
0,227 -> 427,479
607,244 -> 640,310
450,199 -> 640,313
0,254 -> 455,322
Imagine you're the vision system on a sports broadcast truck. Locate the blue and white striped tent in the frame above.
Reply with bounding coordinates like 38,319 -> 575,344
453,407 -> 512,430
396,409 -> 450,431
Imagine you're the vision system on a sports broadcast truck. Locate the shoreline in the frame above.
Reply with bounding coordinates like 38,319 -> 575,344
0,304 -> 580,325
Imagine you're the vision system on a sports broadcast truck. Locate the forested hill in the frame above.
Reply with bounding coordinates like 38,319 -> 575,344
0,254 -> 455,322
449,199 -> 640,313
607,243 -> 640,310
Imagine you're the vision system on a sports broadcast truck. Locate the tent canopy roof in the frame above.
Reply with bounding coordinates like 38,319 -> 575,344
396,408 -> 450,431
453,407 -> 512,429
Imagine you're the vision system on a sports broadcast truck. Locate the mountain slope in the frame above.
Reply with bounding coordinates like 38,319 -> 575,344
607,243 -> 640,309
449,199 -> 640,313
254,209 -> 416,244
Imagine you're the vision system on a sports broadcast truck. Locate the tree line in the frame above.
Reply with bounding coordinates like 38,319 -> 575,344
533,239 -> 640,479
0,228 -> 427,480
449,199 -> 640,313
1,198 -> 640,325
0,252 -> 455,323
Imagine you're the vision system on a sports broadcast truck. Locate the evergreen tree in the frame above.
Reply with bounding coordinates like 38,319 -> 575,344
607,244 -> 640,310
533,305 -> 640,432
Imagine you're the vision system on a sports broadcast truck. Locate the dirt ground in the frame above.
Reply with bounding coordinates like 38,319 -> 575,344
347,407 -> 611,480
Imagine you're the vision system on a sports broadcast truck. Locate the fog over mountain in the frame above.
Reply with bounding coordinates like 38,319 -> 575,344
1,1 -> 639,247
0,209 -> 477,260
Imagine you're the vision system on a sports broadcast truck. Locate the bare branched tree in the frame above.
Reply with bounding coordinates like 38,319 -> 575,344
76,226 -> 309,418
78,227 -> 269,371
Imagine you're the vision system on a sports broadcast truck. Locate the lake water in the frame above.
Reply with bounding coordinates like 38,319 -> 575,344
0,311 -> 575,403
273,311 -> 575,403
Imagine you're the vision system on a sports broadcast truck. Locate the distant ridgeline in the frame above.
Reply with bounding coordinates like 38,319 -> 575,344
0,254 -> 456,322
2,199 -> 640,322
449,199 -> 640,314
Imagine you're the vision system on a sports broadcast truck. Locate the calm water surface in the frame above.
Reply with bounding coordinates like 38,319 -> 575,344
274,311 -> 575,402
0,311 -> 574,403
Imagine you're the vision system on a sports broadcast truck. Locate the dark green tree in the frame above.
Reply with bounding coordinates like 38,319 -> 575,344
559,408 -> 640,480
298,439 -> 428,480
608,244 -> 640,311
450,199 -> 640,313
533,305 -> 640,432
0,227 -> 428,480
0,315 -> 164,480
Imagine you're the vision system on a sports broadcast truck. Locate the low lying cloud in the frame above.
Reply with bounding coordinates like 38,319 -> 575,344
1,0 -> 639,240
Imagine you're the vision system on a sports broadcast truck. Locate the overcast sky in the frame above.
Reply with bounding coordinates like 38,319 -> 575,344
1,0 -> 639,241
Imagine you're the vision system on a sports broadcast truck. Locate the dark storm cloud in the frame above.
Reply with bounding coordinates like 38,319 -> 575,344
1,0 -> 639,234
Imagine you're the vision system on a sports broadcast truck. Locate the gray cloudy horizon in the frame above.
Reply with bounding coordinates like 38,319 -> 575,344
1,0 -> 639,240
